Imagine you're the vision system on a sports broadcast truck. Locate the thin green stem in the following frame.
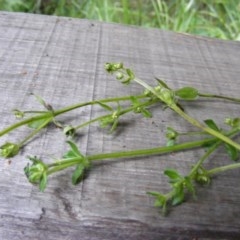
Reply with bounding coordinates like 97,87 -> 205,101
44,136 -> 218,178
199,92 -> 240,103
88,137 -> 216,161
191,127 -> 240,175
189,141 -> 221,178
172,104 -> 240,150
132,76 -> 240,151
0,94 -> 146,137
0,112 -> 53,137
18,118 -> 52,147
47,160 -> 80,175
75,98 -> 158,130
207,162 -> 240,176
53,94 -> 147,117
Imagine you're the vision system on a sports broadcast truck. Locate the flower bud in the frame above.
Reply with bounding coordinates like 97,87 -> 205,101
0,142 -> 20,158
159,88 -> 175,106
24,157 -> 47,184
116,72 -> 124,80
63,125 -> 76,137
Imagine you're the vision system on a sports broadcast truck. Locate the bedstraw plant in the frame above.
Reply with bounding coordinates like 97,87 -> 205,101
1,62 -> 240,214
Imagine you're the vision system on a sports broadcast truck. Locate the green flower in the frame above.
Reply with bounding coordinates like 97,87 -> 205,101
0,142 -> 20,158
24,157 -> 48,191
105,62 -> 123,73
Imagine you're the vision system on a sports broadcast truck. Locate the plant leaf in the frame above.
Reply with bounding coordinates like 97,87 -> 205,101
32,93 -> 53,111
164,168 -> 183,183
166,139 -> 176,147
175,87 -> 198,100
147,191 -> 167,213
39,172 -> 48,192
72,164 -> 85,185
141,108 -> 152,118
224,143 -> 239,161
172,185 -> 184,206
28,117 -> 51,129
97,101 -> 113,112
155,78 -> 171,89
204,119 -> 220,131
66,141 -> 82,157
184,177 -> 195,196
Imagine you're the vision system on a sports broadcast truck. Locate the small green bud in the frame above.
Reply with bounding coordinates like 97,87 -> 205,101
24,157 -> 48,191
13,109 -> 24,119
105,62 -> 123,73
194,167 -> 211,185
166,127 -> 178,140
116,72 -> 124,80
225,117 -> 240,128
114,63 -> 123,70
63,125 -> 76,138
159,88 -> 175,105
0,142 -> 20,158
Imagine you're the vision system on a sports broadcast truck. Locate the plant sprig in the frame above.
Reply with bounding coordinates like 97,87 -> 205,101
1,62 -> 240,215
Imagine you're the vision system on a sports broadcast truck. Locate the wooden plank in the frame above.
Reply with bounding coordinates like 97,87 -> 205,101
0,11 -> 240,239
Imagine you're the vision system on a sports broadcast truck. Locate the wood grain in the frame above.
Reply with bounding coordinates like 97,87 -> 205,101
0,12 -> 240,239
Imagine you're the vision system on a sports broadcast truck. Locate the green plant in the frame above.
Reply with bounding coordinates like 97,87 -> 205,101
1,62 -> 240,214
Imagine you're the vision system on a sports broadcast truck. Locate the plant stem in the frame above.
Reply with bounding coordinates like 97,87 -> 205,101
18,118 -> 52,147
131,76 -> 240,151
189,140 -> 221,177
172,104 -> 240,150
207,162 -> 240,175
199,93 -> 240,103
52,94 -> 147,117
87,137 -> 216,161
0,94 -> 146,137
75,98 -> 158,130
0,112 -> 53,137
45,137 -> 218,176
189,126 -> 240,177
47,160 -> 80,175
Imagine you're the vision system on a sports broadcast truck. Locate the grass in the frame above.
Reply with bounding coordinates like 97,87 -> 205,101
0,0 -> 239,40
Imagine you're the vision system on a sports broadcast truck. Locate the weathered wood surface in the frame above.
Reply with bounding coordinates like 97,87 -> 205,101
0,11 -> 240,239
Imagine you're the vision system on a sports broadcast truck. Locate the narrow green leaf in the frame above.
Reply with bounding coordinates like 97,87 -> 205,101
72,164 -> 85,185
28,117 -> 51,129
97,101 -> 113,112
39,172 -> 48,192
66,141 -> 82,157
166,139 -> 176,147
147,191 -> 167,211
184,177 -> 195,196
147,191 -> 163,197
172,192 -> 184,206
155,78 -> 171,89
62,150 -> 76,159
175,87 -> 198,100
32,93 -> 53,111
172,185 -> 184,206
110,119 -> 118,133
224,143 -> 239,161
204,119 -> 220,131
142,108 -> 152,118
164,168 -> 182,182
